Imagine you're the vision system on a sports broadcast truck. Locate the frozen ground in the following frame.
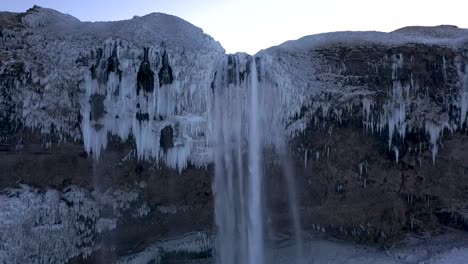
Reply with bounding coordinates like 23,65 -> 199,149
118,230 -> 468,264
271,231 -> 468,264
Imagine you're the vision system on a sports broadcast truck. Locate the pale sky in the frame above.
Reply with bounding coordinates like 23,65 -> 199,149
2,0 -> 468,54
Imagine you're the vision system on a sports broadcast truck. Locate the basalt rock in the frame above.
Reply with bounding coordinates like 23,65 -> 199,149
158,50 -> 173,87
106,46 -> 122,82
136,47 -> 154,95
90,94 -> 105,121
160,125 -> 174,151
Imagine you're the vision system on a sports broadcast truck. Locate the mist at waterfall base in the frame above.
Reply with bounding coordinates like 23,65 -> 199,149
212,56 -> 304,264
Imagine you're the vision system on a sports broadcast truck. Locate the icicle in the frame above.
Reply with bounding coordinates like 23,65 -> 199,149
381,55 -> 408,151
394,147 -> 399,164
362,98 -> 373,131
442,56 -> 447,82
362,98 -> 372,121
78,43 -> 219,170
425,121 -> 443,164
391,53 -> 404,81
460,91 -> 468,128
315,150 -> 320,161
386,101 -> 407,149
456,62 -> 468,128
304,149 -> 308,168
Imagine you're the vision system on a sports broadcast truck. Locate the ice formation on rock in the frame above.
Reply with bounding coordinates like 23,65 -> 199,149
457,60 -> 468,128
116,232 -> 212,264
80,39 -> 222,171
2,7 -> 468,170
425,121 -> 445,164
304,149 -> 308,168
394,147 -> 400,164
1,6 -> 225,171
0,184 -> 148,264
258,29 -> 468,166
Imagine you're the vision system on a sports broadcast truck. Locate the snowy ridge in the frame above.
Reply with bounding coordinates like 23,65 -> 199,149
393,25 -> 468,39
272,26 -> 468,52
20,6 -> 223,52
21,6 -> 80,29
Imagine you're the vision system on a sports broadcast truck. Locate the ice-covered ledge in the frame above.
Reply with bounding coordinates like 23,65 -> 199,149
260,28 -> 468,164
65,27 -> 468,170
1,6 -> 468,172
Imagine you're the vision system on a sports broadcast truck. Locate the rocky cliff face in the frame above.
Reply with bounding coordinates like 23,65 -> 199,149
1,6 -> 468,263
0,6 -> 221,263
260,27 -> 468,242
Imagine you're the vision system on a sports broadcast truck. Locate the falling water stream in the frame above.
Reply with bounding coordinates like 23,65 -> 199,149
247,57 -> 264,264
213,56 -> 303,264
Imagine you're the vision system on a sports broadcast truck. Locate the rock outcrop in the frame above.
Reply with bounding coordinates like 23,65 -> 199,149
1,5 -> 468,263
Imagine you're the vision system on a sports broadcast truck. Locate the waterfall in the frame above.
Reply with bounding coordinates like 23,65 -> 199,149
213,55 -> 264,264
213,54 -> 249,264
213,54 -> 303,264
247,57 -> 264,264
81,47 -> 304,263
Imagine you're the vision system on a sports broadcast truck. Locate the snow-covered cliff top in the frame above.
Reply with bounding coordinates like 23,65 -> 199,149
3,5 -> 224,53
5,6 -> 468,55
265,25 -> 468,53
393,25 -> 468,39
